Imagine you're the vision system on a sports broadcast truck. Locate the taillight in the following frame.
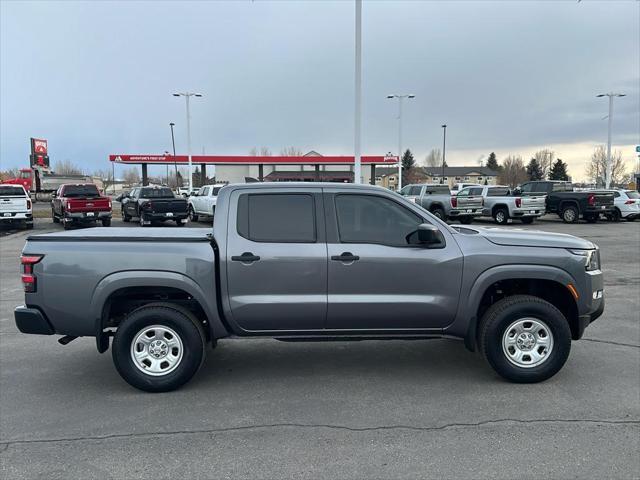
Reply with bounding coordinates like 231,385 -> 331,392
21,255 -> 43,293
108,200 -> 112,208
588,194 -> 595,206
515,197 -> 522,208
624,200 -> 634,205
450,196 -> 457,208
26,199 -> 32,209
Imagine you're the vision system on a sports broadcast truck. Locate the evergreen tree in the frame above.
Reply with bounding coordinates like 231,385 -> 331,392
485,152 -> 501,172
401,149 -> 415,171
526,158 -> 544,181
549,158 -> 569,181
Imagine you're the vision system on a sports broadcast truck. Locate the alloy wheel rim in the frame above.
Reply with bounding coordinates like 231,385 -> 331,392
130,325 -> 184,376
565,209 -> 575,222
496,211 -> 505,223
501,317 -> 554,368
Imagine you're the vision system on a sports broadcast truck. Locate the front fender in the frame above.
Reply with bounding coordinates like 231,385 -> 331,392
446,264 -> 577,350
90,270 -> 226,343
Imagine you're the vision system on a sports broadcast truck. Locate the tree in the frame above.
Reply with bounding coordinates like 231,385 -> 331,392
532,149 -> 555,179
249,147 -> 272,156
549,158 -> 569,181
93,168 -> 115,192
526,158 -> 544,181
54,160 -> 83,175
586,146 -> 628,187
280,147 -> 303,156
122,167 -> 141,186
424,149 -> 442,168
401,149 -> 415,171
485,152 -> 501,172
0,167 -> 20,181
498,155 -> 527,187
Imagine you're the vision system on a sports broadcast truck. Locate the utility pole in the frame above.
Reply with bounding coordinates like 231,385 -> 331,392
386,94 -> 415,191
596,92 -> 625,188
354,0 -> 362,184
441,124 -> 447,185
169,122 -> 178,187
173,92 -> 203,192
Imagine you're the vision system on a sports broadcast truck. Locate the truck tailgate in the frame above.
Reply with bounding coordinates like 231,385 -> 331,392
1,197 -> 28,212
521,196 -> 546,209
456,195 -> 483,209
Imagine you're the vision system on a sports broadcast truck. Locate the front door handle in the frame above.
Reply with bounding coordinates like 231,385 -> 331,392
331,252 -> 360,262
231,252 -> 261,263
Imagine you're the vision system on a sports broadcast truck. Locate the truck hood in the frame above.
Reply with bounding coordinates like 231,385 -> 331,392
460,226 -> 595,249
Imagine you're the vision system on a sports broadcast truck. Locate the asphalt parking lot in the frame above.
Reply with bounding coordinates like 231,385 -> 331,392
1,213 -> 639,479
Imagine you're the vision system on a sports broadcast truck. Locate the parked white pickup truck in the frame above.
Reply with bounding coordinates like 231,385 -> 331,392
0,184 -> 33,229
459,185 -> 546,225
188,184 -> 225,221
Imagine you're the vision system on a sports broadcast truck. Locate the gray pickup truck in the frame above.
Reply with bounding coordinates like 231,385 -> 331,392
399,183 -> 483,223
15,183 -> 604,392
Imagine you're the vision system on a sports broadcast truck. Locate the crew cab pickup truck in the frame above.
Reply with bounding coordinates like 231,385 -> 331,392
458,185 -> 546,225
0,184 -> 33,229
14,183 -> 605,392
399,183 -> 483,223
121,186 -> 188,226
188,184 -> 225,222
51,183 -> 112,229
518,181 -> 614,223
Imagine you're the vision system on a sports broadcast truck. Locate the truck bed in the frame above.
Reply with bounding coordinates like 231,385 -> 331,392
27,227 -> 212,242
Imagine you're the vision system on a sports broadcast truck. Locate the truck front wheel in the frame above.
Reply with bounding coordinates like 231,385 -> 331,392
479,295 -> 571,383
112,303 -> 206,392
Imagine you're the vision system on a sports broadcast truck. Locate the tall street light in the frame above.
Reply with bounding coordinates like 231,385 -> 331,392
173,92 -> 203,192
596,92 -> 625,189
386,94 -> 415,191
354,0 -> 362,184
169,122 -> 178,187
441,124 -> 447,184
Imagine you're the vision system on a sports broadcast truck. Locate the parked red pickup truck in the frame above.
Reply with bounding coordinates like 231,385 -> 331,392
51,183 -> 112,229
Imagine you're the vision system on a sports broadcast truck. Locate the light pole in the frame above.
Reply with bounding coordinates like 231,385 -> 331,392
596,92 -> 625,189
354,0 -> 362,184
441,124 -> 447,185
173,92 -> 203,192
386,94 -> 415,191
169,122 -> 178,187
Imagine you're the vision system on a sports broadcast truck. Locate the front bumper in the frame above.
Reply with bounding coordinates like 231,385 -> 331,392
64,211 -> 111,223
14,306 -> 55,335
574,269 -> 605,340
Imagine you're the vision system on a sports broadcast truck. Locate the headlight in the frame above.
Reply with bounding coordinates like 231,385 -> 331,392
568,249 -> 600,271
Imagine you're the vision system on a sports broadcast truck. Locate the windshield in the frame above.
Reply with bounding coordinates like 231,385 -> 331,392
63,185 -> 100,197
0,186 -> 26,196
140,188 -> 175,198
212,187 -> 222,196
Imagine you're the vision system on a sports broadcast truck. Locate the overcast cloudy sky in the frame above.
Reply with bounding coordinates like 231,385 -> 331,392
1,0 -> 638,180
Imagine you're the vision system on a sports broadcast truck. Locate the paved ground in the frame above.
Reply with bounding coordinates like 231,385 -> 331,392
1,214 -> 639,479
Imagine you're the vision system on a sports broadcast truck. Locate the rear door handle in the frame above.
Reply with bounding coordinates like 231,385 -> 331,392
231,252 -> 261,263
331,252 -> 360,262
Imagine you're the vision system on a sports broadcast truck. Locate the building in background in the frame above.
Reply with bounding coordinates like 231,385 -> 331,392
375,166 -> 499,190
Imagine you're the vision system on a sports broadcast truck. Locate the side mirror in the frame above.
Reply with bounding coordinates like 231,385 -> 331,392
512,188 -> 522,195
417,223 -> 444,246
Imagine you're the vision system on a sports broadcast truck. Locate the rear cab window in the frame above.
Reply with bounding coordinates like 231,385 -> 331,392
0,186 -> 27,196
237,193 -> 316,243
140,188 -> 175,198
62,184 -> 100,197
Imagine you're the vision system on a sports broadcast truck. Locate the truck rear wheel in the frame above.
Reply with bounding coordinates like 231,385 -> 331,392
188,206 -> 198,222
52,209 -> 59,223
101,218 -> 111,227
112,303 -> 206,392
561,205 -> 578,223
430,207 -> 445,220
479,295 -> 571,383
493,207 -> 509,225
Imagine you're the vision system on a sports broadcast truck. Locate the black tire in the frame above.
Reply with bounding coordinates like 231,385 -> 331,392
493,207 -> 509,225
459,216 -> 473,225
188,206 -> 198,222
431,207 -> 445,220
25,222 -> 34,230
584,214 -> 598,223
479,295 -> 571,383
63,219 -> 71,230
52,209 -> 59,223
561,205 -> 578,224
175,219 -> 185,226
112,303 -> 206,392
626,216 -> 636,222
101,218 -> 111,227
520,217 -> 534,224
610,208 -> 621,222
122,209 -> 131,222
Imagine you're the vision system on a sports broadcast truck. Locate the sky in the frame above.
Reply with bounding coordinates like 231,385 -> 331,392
1,0 -> 639,181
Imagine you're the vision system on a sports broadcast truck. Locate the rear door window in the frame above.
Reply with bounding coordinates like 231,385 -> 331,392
237,193 -> 316,243
487,187 -> 510,196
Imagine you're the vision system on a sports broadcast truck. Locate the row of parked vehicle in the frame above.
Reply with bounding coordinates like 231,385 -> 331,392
399,180 -> 639,225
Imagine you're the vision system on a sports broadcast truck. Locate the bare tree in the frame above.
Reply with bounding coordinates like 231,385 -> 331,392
532,149 -> 555,179
93,169 -> 115,191
424,149 -> 442,168
586,146 -> 628,186
54,160 -> 83,175
280,147 -> 304,156
122,167 -> 141,186
0,167 -> 20,181
249,147 -> 272,156
498,155 -> 528,187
